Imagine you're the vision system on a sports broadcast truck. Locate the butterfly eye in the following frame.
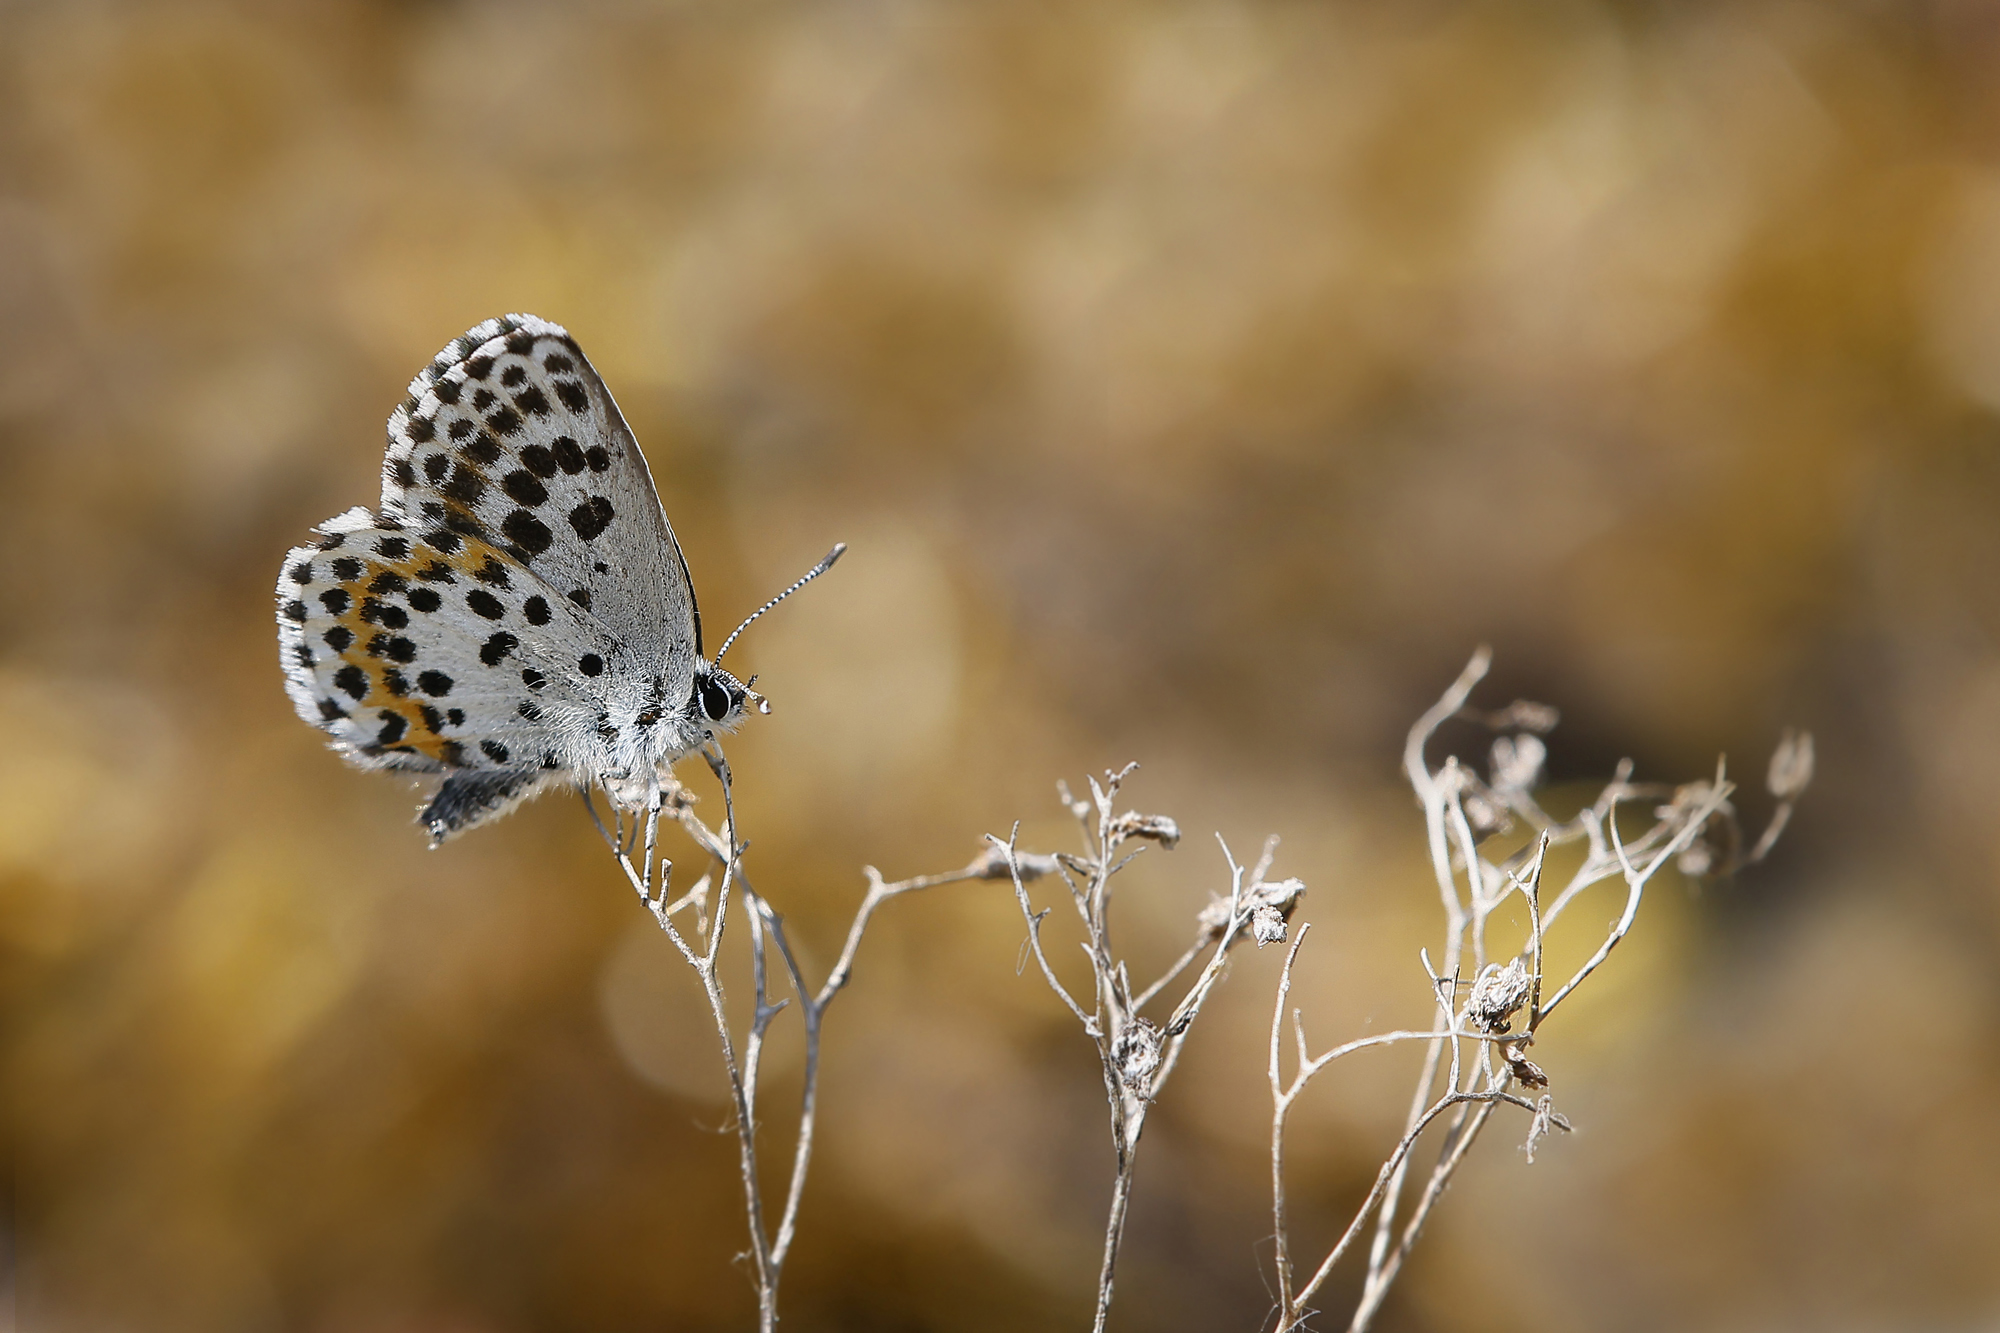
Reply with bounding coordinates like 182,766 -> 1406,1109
700,676 -> 733,722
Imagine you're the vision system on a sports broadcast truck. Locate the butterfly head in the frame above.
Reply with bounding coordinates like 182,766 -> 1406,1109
691,542 -> 842,736
692,662 -> 769,735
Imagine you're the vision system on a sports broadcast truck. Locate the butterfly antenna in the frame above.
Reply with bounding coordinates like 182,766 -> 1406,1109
713,543 -> 846,664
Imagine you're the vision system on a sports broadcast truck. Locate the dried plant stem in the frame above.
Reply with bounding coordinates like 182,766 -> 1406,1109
997,768 -> 1302,1332
578,641 -> 1807,1333
592,750 -> 982,1332
1257,649 -> 1804,1333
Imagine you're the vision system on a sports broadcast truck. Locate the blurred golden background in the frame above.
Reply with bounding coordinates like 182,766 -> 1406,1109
2,2 -> 1995,1329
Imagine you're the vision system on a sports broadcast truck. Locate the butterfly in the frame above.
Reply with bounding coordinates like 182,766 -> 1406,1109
276,314 -> 839,845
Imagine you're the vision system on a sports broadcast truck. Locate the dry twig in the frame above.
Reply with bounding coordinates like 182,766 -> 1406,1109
989,649 -> 1808,1332
589,747 -> 987,1333
594,645 -> 1807,1332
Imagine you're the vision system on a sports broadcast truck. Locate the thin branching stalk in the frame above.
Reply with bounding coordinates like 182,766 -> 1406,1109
998,767 -> 1306,1332
592,751 -> 986,1332
1264,651 -> 1805,1333
590,641 -> 1806,1332
988,647 -> 1804,1332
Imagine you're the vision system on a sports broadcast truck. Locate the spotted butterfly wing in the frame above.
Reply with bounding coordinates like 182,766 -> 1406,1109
380,314 -> 701,671
277,314 -> 707,843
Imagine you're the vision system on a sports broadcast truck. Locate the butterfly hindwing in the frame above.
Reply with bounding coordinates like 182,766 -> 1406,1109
277,509 -> 637,835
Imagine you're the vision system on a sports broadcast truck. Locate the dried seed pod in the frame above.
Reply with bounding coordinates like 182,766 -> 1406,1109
1256,875 -> 1305,911
1251,904 -> 1288,946
1767,729 -> 1815,801
1463,790 -> 1507,835
1504,1046 -> 1549,1090
1110,811 -> 1181,850
1497,699 -> 1561,733
1114,1018 -> 1163,1093
1465,958 -> 1532,1034
966,844 -> 1060,881
1489,733 -> 1547,794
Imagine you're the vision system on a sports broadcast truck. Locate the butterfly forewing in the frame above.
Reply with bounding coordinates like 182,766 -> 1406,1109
379,315 -> 701,693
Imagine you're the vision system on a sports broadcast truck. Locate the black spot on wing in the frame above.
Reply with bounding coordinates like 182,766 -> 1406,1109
520,444 -> 558,478
444,510 -> 487,540
418,670 -> 453,696
554,380 -> 589,413
359,597 -> 407,629
568,497 -> 614,541
466,589 -> 505,620
502,510 -> 553,557
552,437 -> 586,474
479,632 -> 519,666
503,470 -> 547,506
442,463 -> 486,504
